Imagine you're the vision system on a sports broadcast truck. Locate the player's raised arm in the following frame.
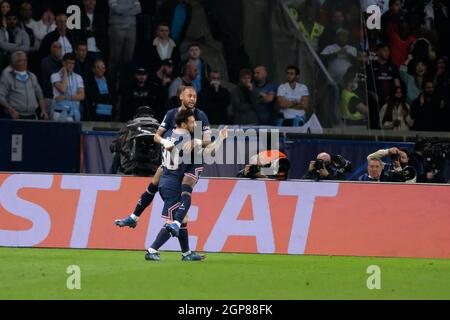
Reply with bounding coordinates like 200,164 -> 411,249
203,126 -> 228,155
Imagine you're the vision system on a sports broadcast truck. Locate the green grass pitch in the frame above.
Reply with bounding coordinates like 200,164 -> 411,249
1,247 -> 449,300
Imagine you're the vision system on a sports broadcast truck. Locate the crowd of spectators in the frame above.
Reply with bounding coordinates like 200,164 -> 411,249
0,0 -> 312,127
0,0 -> 449,133
290,0 -> 450,132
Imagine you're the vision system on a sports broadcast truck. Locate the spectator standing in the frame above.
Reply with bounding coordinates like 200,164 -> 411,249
168,62 -> 196,99
432,56 -> 448,97
182,43 -> 211,93
387,21 -> 416,67
156,0 -> 192,46
366,43 -> 401,129
18,2 -> 39,52
230,68 -> 259,125
380,86 -> 414,130
399,55 -> 428,105
148,59 -> 174,121
33,8 -> 56,50
292,0 -> 324,52
320,28 -> 357,85
74,41 -> 94,82
108,0 -> 141,90
0,1 -> 10,29
85,59 -> 114,121
410,80 -> 438,131
380,0 -> 404,43
50,53 -> 85,122
120,67 -> 154,122
40,40 -> 62,114
81,0 -> 109,60
276,65 -> 309,127
253,66 -> 277,125
318,9 -> 346,52
0,51 -> 47,119
39,13 -> 77,59
340,68 -> 369,126
144,22 -> 181,74
0,10 -> 30,65
198,70 -> 230,125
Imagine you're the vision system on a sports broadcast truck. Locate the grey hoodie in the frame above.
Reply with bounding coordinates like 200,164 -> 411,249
109,0 -> 141,29
0,68 -> 43,115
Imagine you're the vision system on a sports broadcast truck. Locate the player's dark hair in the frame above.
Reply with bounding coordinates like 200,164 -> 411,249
175,109 -> 195,127
181,86 -> 196,94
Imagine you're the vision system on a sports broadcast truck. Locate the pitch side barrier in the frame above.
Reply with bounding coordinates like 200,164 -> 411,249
1,173 -> 449,259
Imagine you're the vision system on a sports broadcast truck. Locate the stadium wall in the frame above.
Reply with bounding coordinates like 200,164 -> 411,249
1,173 -> 450,259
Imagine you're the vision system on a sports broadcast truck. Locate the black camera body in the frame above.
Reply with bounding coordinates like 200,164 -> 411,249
424,143 -> 450,173
330,155 -> 352,176
309,155 -> 351,180
313,159 -> 326,171
248,164 -> 260,177
390,166 -> 417,182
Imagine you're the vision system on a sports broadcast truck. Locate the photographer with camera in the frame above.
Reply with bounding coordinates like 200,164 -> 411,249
302,152 -> 351,181
365,147 -> 416,183
409,138 -> 447,183
237,150 -> 290,180
303,153 -> 333,180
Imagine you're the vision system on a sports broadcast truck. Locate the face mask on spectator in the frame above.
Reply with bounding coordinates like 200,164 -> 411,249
15,71 -> 29,82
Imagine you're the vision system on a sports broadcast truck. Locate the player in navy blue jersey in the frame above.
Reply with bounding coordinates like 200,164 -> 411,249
145,109 -> 227,261
115,86 -> 211,229
114,86 -> 220,260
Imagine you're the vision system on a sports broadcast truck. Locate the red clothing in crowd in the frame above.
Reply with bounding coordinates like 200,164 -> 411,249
388,25 -> 416,67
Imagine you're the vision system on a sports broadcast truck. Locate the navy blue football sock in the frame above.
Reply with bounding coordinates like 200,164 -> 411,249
178,224 -> 190,253
133,183 -> 158,217
173,184 -> 193,224
150,227 -> 171,251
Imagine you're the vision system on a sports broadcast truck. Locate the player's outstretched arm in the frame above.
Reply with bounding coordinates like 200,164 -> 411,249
203,127 -> 228,155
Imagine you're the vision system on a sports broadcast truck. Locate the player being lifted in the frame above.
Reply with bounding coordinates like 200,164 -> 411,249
145,109 -> 227,261
114,86 -> 213,260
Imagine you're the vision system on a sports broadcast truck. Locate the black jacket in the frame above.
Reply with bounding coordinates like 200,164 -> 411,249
142,40 -> 181,75
155,0 -> 192,46
80,6 -> 109,58
198,84 -> 230,125
39,29 -> 82,59
85,75 -> 115,121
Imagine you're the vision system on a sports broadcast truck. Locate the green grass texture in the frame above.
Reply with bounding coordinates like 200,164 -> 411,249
1,247 -> 449,300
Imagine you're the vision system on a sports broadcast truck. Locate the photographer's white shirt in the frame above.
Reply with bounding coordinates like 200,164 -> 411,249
277,82 -> 309,119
